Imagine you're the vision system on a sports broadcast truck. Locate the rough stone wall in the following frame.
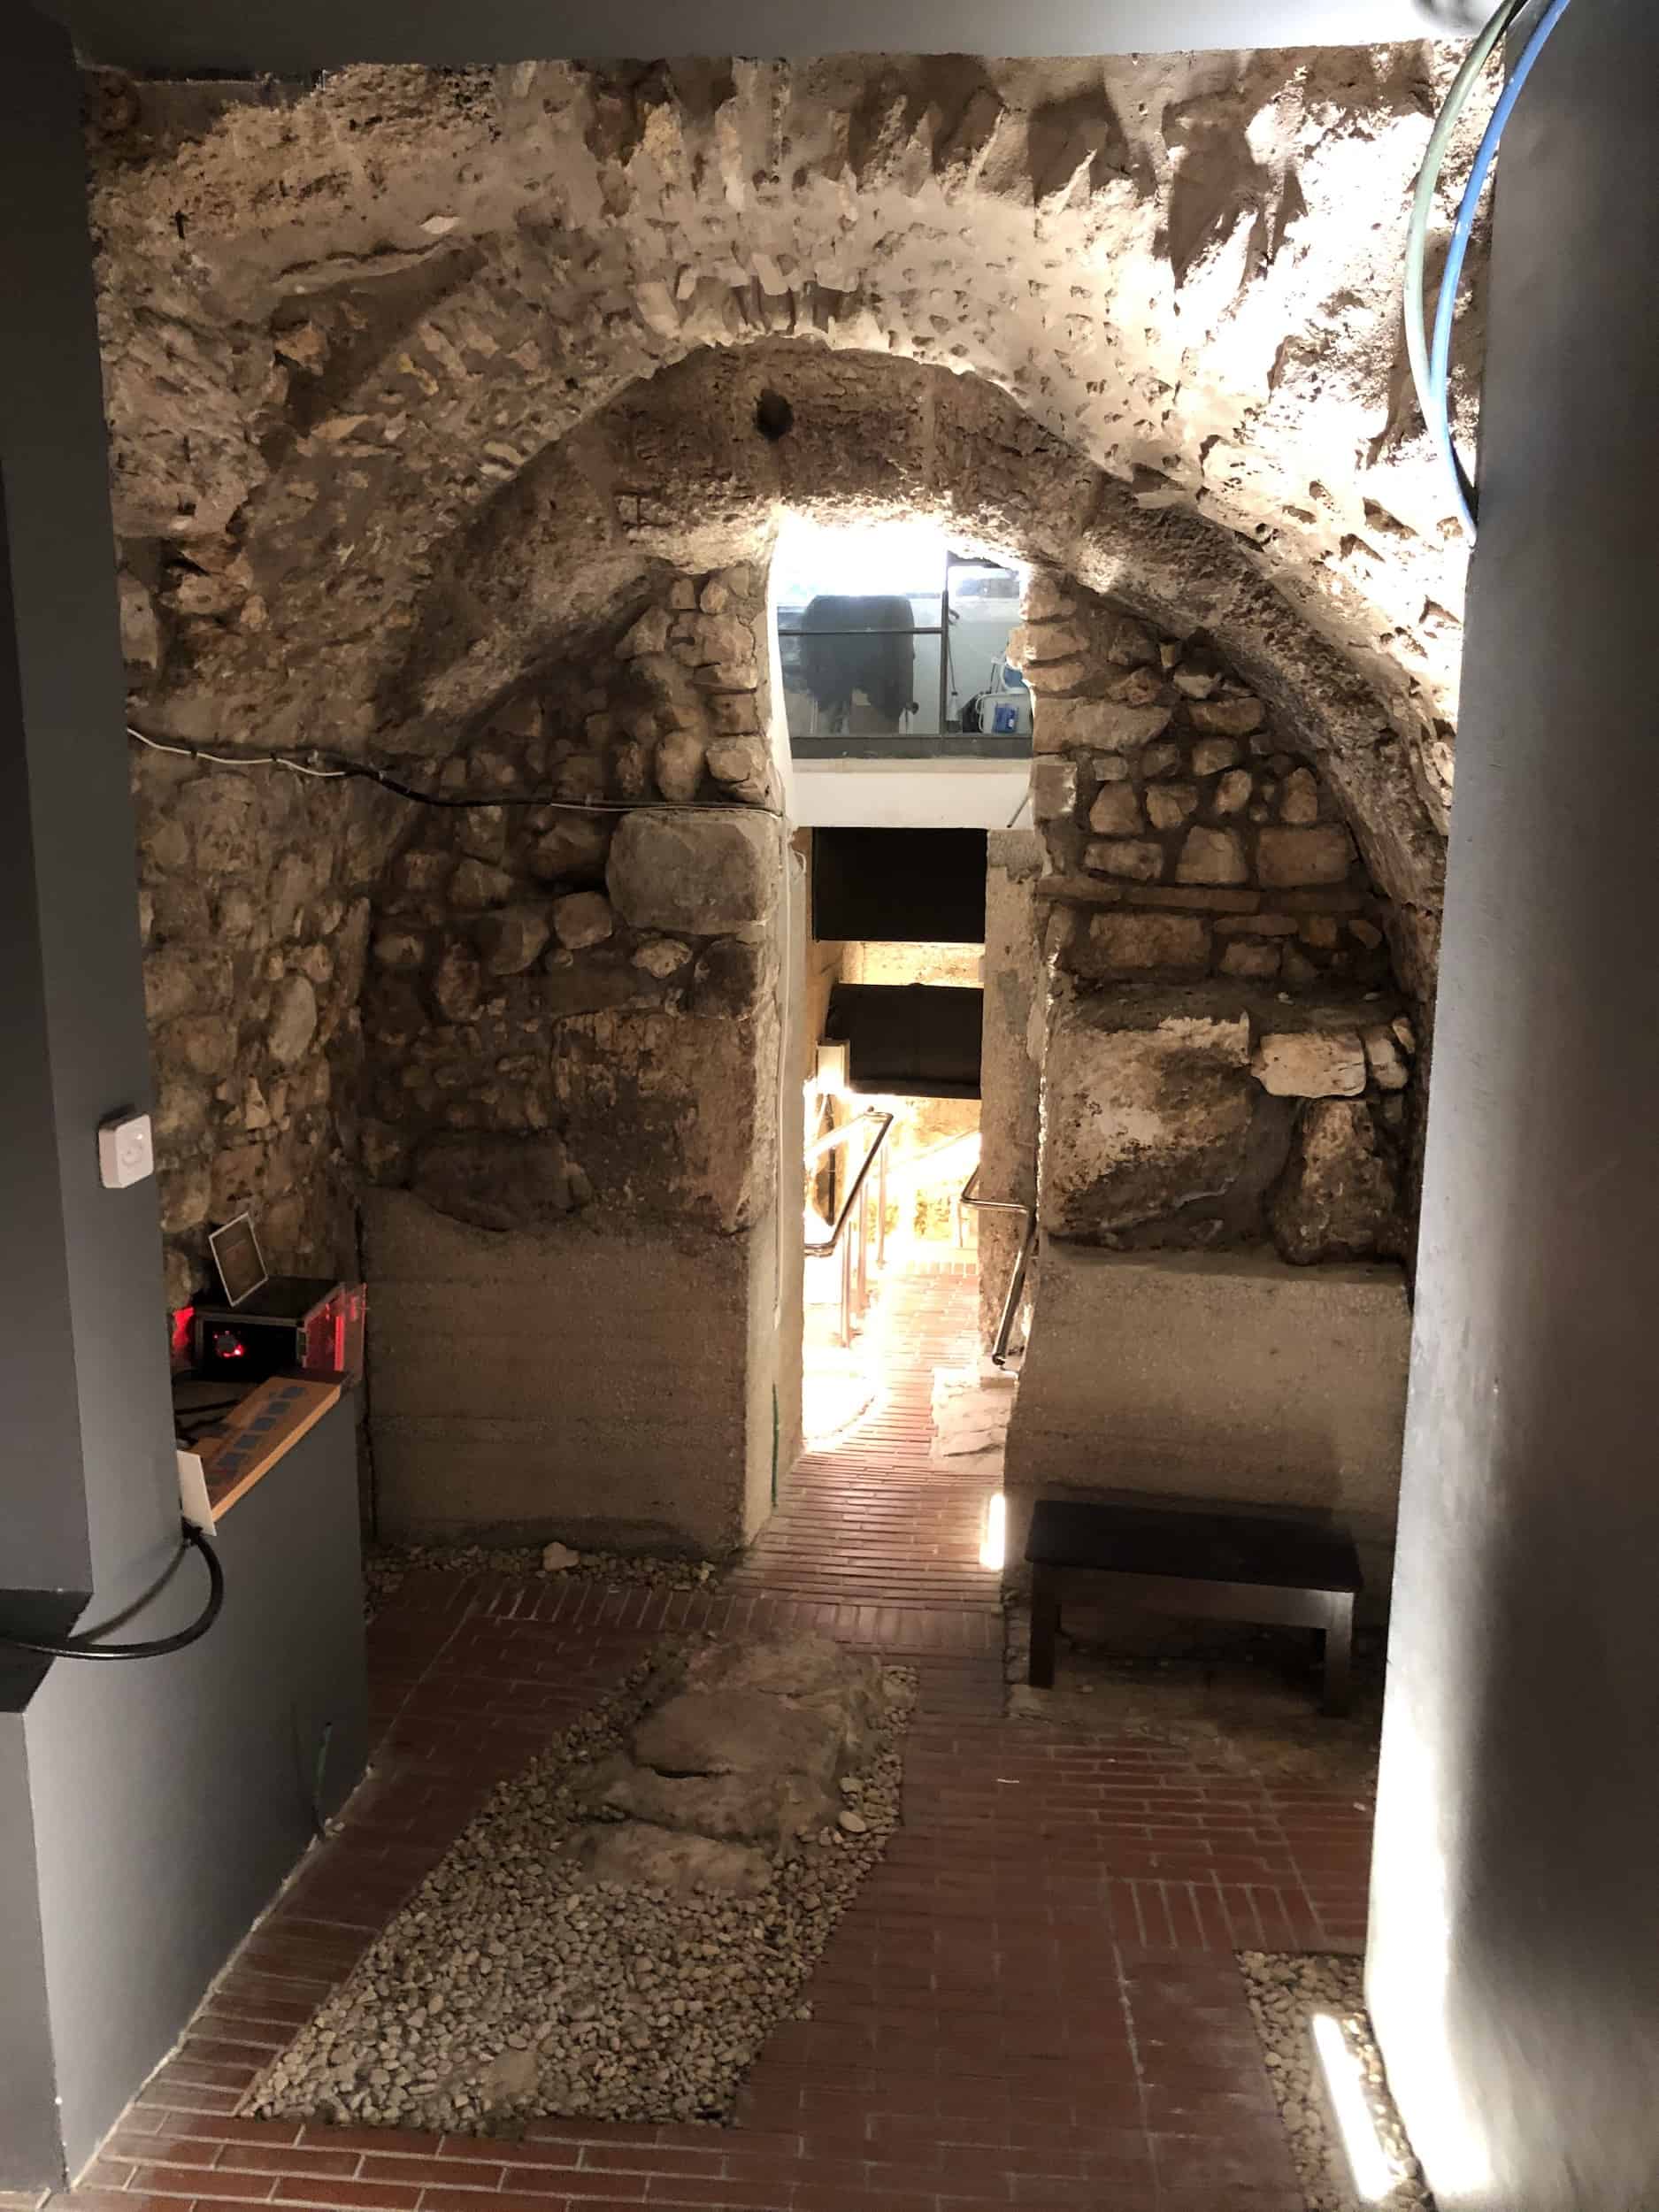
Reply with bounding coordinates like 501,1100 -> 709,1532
81,41 -> 1492,1565
133,746 -> 389,1308
1021,572 -> 1417,1269
357,564 -> 781,1222
86,45 -> 1486,854
89,45 -> 1481,1328
350,562 -> 791,1552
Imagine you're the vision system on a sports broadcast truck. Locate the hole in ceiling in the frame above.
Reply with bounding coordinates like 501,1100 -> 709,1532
755,389 -> 795,442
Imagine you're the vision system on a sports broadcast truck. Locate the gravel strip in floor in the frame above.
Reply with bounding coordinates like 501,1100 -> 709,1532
362,1541 -> 720,1619
244,1643 -> 917,2135
1240,1950 -> 1433,2211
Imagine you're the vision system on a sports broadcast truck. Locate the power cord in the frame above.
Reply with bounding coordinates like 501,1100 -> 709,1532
127,727 -> 786,820
1406,0 -> 1578,534
0,1519 -> 225,1662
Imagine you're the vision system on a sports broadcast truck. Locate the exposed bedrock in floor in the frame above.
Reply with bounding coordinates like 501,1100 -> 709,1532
244,1634 -> 916,2133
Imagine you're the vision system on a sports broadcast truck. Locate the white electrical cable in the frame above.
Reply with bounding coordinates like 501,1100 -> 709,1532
127,725 -> 787,820
128,726 -> 349,779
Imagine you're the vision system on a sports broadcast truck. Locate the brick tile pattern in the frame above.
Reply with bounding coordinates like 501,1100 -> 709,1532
50,1253 -> 1367,2211
729,1253 -> 999,1615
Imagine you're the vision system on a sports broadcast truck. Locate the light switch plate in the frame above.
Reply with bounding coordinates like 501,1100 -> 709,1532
98,1110 -> 155,1190
177,1448 -> 213,1535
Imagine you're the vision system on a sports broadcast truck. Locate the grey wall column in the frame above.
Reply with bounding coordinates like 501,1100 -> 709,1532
0,12 -> 373,2191
1367,5 -> 1659,2208
0,3 -> 179,1609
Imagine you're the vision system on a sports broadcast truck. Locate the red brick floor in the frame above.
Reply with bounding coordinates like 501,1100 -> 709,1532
730,1252 -> 997,1614
54,1249 -> 1372,2212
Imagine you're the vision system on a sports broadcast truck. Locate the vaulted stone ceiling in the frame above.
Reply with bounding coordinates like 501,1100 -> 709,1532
90,45 -> 1486,864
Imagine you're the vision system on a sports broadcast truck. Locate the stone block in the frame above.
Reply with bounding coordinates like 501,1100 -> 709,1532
1145,783 -> 1197,830
1363,1024 -> 1412,1091
549,1009 -> 768,1233
1251,1029 -> 1367,1097
1087,783 -> 1144,835
1039,1004 -> 1254,1233
476,905 -> 551,973
1273,1100 -> 1398,1262
1023,571 -> 1074,623
430,941 -> 481,1021
457,806 -> 508,864
411,1133 -> 583,1231
1032,698 -> 1173,755
1189,694 -> 1265,735
1256,826 -> 1356,887
1279,766 -> 1321,824
449,858 -> 516,910
709,692 -> 759,736
1175,826 -> 1248,885
1101,611 -> 1160,668
1140,739 -> 1183,779
526,815 -> 612,884
607,810 -> 778,935
1087,837 -> 1164,881
1212,768 -> 1255,814
705,738 -> 772,803
1220,938 -> 1280,980
118,571 -> 159,669
634,1688 -> 841,1788
1079,911 -> 1211,976
633,936 -> 691,978
267,974 -> 318,1064
1191,736 -> 1241,776
1031,757 -> 1078,826
1010,616 -> 1091,663
1024,654 -> 1097,695
550,890 -> 615,950
655,730 -> 706,803
618,605 -> 672,657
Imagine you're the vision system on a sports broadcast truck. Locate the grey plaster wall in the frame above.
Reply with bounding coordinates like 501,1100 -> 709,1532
0,475 -> 91,1609
0,1723 -> 58,2187
0,14 -> 368,2185
1,4 -> 175,1610
24,1406 -> 368,2177
1367,7 -> 1659,2207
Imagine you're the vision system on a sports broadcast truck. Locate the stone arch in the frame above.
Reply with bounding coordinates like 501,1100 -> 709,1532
378,341 -> 1443,984
97,60 -> 1448,1564
97,49 -> 1479,824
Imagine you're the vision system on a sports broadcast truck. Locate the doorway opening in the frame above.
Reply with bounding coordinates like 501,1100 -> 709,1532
779,818 -> 1016,1594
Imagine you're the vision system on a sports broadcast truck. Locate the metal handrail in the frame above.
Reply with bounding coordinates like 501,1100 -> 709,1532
804,1110 -> 895,1349
960,1166 -> 1036,1370
803,1106 -> 887,1171
803,1112 -> 895,1256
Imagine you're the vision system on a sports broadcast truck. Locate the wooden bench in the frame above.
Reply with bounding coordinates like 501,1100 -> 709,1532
1025,1498 -> 1362,1716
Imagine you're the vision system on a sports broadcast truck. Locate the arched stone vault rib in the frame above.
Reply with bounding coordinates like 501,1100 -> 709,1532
376,342 -> 1443,991
92,44 -> 1492,850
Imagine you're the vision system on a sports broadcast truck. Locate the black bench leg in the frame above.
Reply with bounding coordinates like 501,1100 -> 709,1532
1322,1595 -> 1354,1717
1029,1568 -> 1059,1688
